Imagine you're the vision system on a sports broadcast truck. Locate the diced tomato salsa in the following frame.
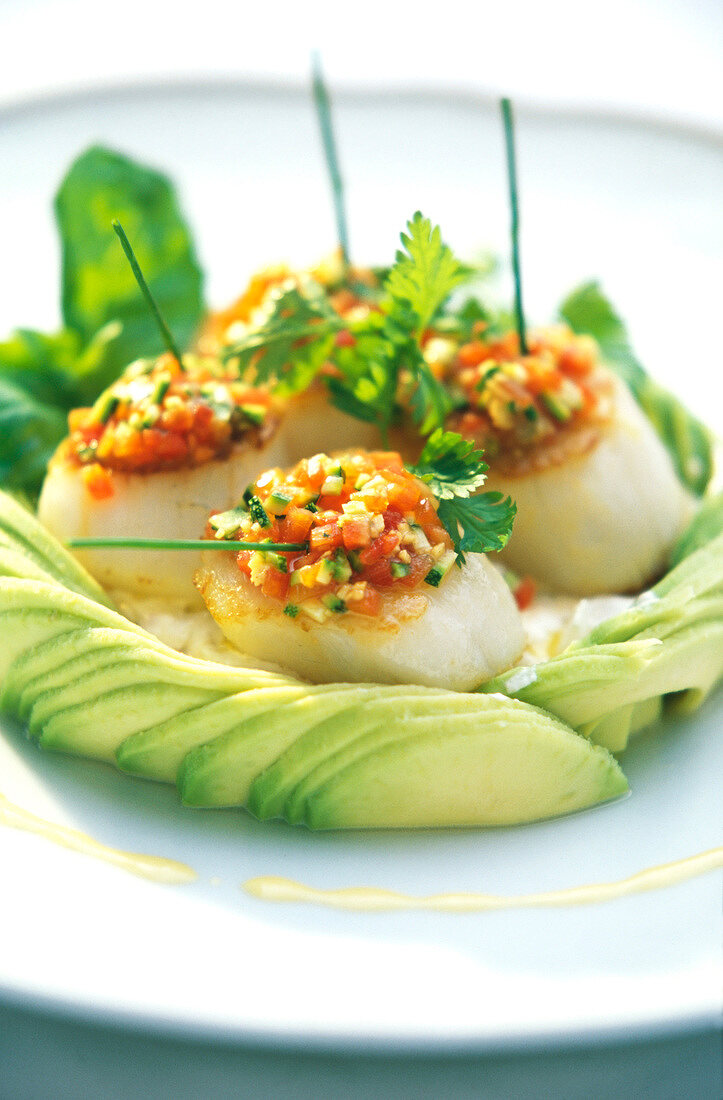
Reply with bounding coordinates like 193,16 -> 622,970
205,450 -> 454,622
66,353 -> 276,483
442,326 -> 614,468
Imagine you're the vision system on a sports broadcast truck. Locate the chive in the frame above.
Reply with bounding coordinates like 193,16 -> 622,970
67,538 -> 309,552
500,99 -> 528,355
311,51 -> 350,272
111,219 -> 185,367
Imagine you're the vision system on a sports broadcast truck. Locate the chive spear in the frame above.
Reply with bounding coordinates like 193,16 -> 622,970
111,218 -> 185,368
311,51 -> 350,274
68,538 -> 309,552
500,98 -> 528,355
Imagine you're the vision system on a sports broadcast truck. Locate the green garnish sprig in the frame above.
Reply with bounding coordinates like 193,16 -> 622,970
500,98 -> 528,355
68,537 -> 308,552
408,429 -> 516,563
112,219 -> 185,368
222,212 -> 467,438
311,51 -> 350,272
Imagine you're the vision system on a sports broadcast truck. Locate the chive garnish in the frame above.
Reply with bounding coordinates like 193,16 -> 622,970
67,538 -> 309,552
500,98 -> 528,355
112,219 -> 185,368
311,51 -> 350,273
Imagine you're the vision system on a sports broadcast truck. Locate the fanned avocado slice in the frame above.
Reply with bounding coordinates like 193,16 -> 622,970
250,690 -> 489,823
116,682 -> 303,784
178,685 -> 398,808
300,707 -> 627,830
0,489 -> 113,606
481,534 -> 723,749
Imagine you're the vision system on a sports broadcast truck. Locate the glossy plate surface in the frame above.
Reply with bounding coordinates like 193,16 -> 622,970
0,82 -> 721,1050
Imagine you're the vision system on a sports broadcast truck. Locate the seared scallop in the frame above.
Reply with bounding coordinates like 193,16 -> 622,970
194,450 -> 524,689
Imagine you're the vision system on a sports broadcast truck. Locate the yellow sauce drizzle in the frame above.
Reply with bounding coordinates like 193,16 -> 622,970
0,792 -> 197,885
244,847 -> 723,912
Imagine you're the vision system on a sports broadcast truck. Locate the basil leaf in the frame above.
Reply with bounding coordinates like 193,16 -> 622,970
55,145 -> 204,387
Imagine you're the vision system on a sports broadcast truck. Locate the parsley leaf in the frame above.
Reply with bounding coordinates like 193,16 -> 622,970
408,428 -> 516,562
560,282 -> 713,496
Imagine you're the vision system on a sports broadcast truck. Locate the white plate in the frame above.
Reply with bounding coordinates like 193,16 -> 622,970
0,82 -> 721,1052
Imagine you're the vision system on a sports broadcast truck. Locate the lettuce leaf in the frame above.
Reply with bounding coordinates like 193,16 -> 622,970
560,282 -> 713,496
55,145 -> 204,388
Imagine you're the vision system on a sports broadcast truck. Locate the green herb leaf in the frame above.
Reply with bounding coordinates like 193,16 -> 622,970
55,145 -> 204,387
385,211 -> 466,335
0,373 -> 69,492
437,492 -> 517,563
407,428 -> 516,562
408,428 -> 490,500
0,323 -> 122,495
560,282 -> 713,496
407,359 -> 455,435
223,286 -> 340,395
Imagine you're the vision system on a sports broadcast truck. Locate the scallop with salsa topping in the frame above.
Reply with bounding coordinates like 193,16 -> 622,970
194,450 -> 524,689
441,325 -> 693,595
37,352 -> 288,605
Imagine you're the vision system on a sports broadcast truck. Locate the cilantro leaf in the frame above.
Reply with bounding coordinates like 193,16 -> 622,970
409,428 -> 490,499
408,428 -> 516,562
437,493 -> 517,563
224,286 -> 340,395
407,359 -> 456,436
385,212 -> 466,334
326,325 -> 399,428
560,282 -> 713,496
55,145 -> 204,387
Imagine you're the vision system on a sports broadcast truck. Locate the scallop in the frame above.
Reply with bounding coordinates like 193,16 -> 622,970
486,377 -> 694,595
280,384 -> 383,457
194,548 -> 524,691
37,434 -> 290,607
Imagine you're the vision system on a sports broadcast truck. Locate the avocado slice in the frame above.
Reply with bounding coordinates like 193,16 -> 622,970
481,533 -> 723,746
116,682 -> 305,783
3,626 -> 173,718
30,648 -> 271,761
0,490 -> 113,606
299,706 -> 627,829
178,685 -> 400,808
249,689 -> 480,823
